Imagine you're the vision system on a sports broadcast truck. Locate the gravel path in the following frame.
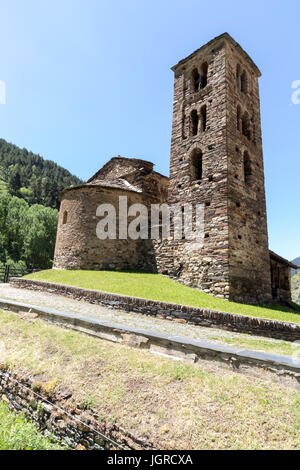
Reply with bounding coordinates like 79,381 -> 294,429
0,284 -> 285,348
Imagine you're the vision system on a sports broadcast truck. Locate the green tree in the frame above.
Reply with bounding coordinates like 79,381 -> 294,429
6,196 -> 28,261
22,204 -> 58,268
8,165 -> 21,196
19,187 -> 34,204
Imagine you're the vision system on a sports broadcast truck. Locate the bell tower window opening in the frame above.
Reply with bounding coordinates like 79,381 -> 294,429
200,62 -> 208,88
190,149 -> 203,181
241,70 -> 248,94
201,105 -> 207,132
243,151 -> 252,185
191,68 -> 200,92
242,112 -> 251,140
237,105 -> 241,131
190,110 -> 199,136
236,64 -> 242,90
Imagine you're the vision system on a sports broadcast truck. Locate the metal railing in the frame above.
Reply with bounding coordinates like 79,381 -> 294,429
0,265 -> 41,283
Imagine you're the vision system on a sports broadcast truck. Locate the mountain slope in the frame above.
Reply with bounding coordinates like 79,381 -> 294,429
292,270 -> 300,305
0,138 -> 82,208
291,257 -> 300,278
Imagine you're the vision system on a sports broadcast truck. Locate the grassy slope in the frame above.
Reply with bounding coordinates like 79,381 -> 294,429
0,401 -> 64,450
0,309 -> 299,450
26,270 -> 300,324
206,335 -> 300,357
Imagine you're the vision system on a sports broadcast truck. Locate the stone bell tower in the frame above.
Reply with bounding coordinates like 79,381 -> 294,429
167,33 -> 272,303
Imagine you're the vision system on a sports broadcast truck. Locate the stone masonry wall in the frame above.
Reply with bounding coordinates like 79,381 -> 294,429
160,38 -> 230,299
157,34 -> 273,304
0,366 -> 152,450
53,186 -> 143,271
54,165 -> 169,274
225,41 -> 272,303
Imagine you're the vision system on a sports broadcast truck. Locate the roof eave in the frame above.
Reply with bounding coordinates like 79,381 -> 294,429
269,250 -> 299,269
171,32 -> 261,77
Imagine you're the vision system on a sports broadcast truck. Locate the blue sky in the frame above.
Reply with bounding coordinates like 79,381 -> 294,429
0,0 -> 299,260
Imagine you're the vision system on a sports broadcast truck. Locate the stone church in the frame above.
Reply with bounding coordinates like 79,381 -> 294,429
53,33 -> 297,305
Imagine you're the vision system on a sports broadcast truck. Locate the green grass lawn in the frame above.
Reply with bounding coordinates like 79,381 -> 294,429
0,401 -> 65,450
26,269 -> 300,324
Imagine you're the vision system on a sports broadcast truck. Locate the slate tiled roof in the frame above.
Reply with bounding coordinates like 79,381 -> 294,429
86,178 -> 142,193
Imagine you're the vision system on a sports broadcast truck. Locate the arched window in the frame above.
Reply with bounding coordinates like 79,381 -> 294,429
200,105 -> 207,132
63,211 -> 68,225
237,105 -> 241,131
241,71 -> 248,94
236,64 -> 242,90
200,62 -> 208,89
190,149 -> 203,181
190,110 -> 199,136
243,151 -> 251,185
191,68 -> 200,92
242,112 -> 251,140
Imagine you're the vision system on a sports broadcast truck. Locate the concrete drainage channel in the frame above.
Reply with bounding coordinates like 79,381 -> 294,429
0,298 -> 300,388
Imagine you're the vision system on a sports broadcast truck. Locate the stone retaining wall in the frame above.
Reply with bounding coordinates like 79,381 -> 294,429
1,298 -> 299,386
0,366 -> 153,450
10,278 -> 300,342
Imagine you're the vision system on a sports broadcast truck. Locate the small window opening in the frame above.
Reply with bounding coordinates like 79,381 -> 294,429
242,112 -> 251,140
63,211 -> 68,225
243,151 -> 252,185
191,68 -> 200,92
200,105 -> 207,132
241,71 -> 248,94
190,149 -> 203,181
190,109 -> 199,136
200,62 -> 208,88
236,64 -> 242,90
182,113 -> 186,140
237,105 -> 241,131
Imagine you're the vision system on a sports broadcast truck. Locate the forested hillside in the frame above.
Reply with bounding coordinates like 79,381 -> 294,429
291,257 -> 300,278
0,139 -> 82,209
0,138 -> 83,268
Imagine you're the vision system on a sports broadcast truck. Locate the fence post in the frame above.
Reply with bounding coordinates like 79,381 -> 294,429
4,265 -> 10,283
4,265 -> 8,283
